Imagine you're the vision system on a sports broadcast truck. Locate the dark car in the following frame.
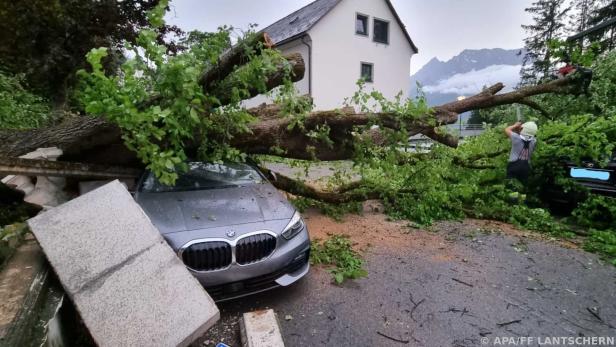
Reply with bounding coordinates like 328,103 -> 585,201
134,162 -> 310,302
564,154 -> 616,197
545,152 -> 616,209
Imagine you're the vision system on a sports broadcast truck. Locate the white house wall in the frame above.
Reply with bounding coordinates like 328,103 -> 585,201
242,38 -> 311,109
308,0 -> 414,110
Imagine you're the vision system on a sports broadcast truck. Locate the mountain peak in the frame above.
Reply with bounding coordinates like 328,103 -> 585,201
410,47 -> 524,106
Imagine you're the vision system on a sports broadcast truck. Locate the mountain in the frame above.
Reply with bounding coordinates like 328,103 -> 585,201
410,48 -> 525,106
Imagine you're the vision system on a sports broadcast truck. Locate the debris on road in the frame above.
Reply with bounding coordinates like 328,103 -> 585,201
496,319 -> 522,327
27,181 -> 219,347
376,331 -> 410,344
451,277 -> 474,287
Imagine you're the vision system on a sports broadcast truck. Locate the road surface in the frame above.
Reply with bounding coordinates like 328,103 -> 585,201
198,211 -> 616,346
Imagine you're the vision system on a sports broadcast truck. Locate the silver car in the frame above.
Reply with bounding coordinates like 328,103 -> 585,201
134,162 -> 310,301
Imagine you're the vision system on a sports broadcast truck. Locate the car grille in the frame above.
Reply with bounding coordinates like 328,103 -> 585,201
205,249 -> 309,301
236,233 -> 277,265
181,241 -> 232,271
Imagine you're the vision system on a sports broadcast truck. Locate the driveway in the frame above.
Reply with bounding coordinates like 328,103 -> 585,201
198,210 -> 616,347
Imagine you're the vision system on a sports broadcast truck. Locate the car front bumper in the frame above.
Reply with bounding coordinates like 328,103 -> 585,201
163,223 -> 311,301
205,250 -> 310,302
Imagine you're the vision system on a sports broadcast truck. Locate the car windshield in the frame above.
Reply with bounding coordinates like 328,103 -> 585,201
141,162 -> 263,193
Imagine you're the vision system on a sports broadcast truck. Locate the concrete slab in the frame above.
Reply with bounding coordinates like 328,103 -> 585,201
240,309 -> 285,347
28,180 -> 219,347
78,179 -> 134,195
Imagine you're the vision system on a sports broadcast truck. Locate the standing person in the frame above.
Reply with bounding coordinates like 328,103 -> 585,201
505,121 -> 538,201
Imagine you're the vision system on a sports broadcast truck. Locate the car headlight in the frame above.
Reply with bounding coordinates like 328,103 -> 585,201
282,211 -> 304,240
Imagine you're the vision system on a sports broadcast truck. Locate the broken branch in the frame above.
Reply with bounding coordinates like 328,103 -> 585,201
199,32 -> 274,89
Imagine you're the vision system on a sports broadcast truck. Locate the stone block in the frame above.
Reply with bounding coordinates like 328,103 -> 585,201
78,180 -> 134,195
240,309 -> 285,347
28,180 -> 219,347
1,175 -> 35,196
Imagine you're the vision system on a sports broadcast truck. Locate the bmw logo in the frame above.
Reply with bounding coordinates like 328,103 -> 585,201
226,231 -> 236,238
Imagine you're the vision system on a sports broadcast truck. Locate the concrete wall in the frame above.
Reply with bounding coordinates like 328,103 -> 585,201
308,0 -> 414,110
242,38 -> 311,109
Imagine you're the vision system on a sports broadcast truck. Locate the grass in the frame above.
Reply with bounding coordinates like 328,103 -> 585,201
310,235 -> 367,284
583,229 -> 616,266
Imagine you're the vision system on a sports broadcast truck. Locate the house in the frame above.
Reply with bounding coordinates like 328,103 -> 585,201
244,0 -> 418,110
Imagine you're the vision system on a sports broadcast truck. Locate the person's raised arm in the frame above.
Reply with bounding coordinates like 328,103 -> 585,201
505,122 -> 522,138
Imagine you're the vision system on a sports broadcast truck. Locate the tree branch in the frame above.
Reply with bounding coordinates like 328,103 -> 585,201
211,52 -> 305,105
199,32 -> 274,90
258,165 -> 378,203
517,98 -> 550,117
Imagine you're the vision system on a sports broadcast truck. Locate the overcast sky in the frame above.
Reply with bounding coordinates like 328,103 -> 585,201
166,0 -> 535,74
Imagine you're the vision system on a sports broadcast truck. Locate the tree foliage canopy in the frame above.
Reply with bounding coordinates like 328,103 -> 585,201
77,1 -> 303,184
0,0 -> 181,102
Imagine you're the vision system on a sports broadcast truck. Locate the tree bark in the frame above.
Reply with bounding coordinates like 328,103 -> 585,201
0,116 -> 120,159
258,165 -> 379,203
0,157 -> 141,179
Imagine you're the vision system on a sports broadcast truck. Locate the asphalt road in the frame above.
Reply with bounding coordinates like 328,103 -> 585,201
198,216 -> 616,347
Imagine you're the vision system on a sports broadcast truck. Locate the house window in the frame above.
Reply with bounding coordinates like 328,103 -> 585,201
356,14 -> 368,36
373,18 -> 389,44
360,62 -> 373,83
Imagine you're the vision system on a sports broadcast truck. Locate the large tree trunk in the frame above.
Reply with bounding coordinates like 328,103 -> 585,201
0,75 -> 582,163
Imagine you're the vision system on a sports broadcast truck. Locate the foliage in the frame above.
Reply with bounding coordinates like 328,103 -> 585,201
292,197 -> 362,221
0,0 -> 181,102
548,39 -> 600,67
78,2 -> 300,185
0,223 -> 29,267
468,105 -> 522,126
0,70 -> 50,129
572,196 -> 616,231
583,230 -> 616,266
572,195 -> 616,264
351,126 -> 575,234
586,0 -> 616,51
319,79 -> 616,241
567,0 -> 602,34
521,0 -> 571,84
469,51 -> 616,126
0,202 -> 37,228
310,235 -> 368,284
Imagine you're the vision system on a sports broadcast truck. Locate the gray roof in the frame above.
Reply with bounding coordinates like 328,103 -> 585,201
261,0 -> 341,45
261,0 -> 418,53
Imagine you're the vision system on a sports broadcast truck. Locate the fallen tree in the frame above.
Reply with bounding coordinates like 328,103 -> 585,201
0,76 -> 582,162
2,0 -> 615,268
0,0 -> 588,194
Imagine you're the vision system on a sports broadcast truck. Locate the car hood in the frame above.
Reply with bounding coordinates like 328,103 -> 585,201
135,183 -> 295,234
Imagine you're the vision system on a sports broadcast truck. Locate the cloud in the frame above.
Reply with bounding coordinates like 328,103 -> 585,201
422,65 -> 522,95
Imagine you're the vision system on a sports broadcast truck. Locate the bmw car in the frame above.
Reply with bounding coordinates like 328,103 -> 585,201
134,162 -> 310,301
